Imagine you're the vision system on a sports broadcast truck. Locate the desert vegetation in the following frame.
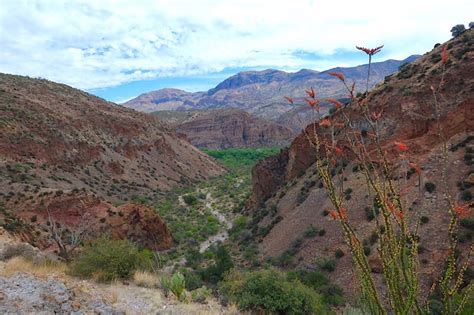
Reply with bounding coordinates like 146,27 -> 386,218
283,41 -> 472,314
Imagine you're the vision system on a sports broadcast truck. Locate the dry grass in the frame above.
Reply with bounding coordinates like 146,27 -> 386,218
132,270 -> 160,288
0,256 -> 68,278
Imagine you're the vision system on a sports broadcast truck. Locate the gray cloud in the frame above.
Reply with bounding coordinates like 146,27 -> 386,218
0,0 -> 472,89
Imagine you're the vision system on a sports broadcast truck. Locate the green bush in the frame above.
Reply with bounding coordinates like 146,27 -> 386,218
420,216 -> 430,225
183,194 -> 198,205
287,270 -> 344,306
425,182 -> 436,193
71,237 -> 151,282
161,275 -> 171,297
316,258 -> 336,272
460,218 -> 474,231
184,271 -> 204,291
461,190 -> 472,201
335,249 -> 345,259
220,269 -> 325,314
190,286 -> 212,303
199,245 -> 233,284
304,225 -> 318,238
170,272 -> 186,300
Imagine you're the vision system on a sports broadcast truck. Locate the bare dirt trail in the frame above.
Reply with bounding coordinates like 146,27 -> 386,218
199,192 -> 233,253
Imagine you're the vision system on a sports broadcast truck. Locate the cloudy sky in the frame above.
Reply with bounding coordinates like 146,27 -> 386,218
1,0 -> 472,103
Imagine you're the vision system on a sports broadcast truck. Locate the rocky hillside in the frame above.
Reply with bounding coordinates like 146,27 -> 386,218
0,74 -> 224,199
124,56 -> 419,131
154,108 -> 294,149
0,74 -> 225,251
246,31 -> 473,295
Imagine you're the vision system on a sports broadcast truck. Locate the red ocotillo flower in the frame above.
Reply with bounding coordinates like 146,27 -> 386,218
305,98 -> 318,107
328,71 -> 345,81
284,96 -> 294,104
329,210 -> 338,220
333,146 -> 344,156
441,45 -> 449,64
453,203 -> 471,219
319,118 -> 331,127
334,122 -> 345,129
326,98 -> 343,109
394,141 -> 408,151
339,207 -> 348,220
306,87 -> 316,98
386,199 -> 404,220
356,45 -> 384,56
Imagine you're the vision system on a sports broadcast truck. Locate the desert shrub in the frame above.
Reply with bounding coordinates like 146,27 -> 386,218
190,286 -> 212,303
318,229 -> 326,236
451,24 -> 466,37
304,225 -> 318,238
71,237 -> 151,282
184,248 -> 202,269
220,269 -> 325,314
460,218 -> 474,231
297,190 -> 309,205
183,194 -> 198,205
131,194 -> 149,204
184,271 -> 204,291
170,272 -> 186,300
425,182 -> 436,193
287,269 -> 344,306
161,275 -> 171,297
420,216 -> 430,225
461,190 -> 472,201
316,258 -> 336,272
335,249 -> 345,259
199,245 -> 233,284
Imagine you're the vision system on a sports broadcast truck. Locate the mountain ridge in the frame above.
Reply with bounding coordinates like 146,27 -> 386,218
124,55 -> 420,131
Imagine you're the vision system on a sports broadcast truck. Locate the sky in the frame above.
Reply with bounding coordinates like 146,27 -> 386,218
0,0 -> 472,103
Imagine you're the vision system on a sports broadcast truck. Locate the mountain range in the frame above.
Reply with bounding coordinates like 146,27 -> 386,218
124,55 -> 419,132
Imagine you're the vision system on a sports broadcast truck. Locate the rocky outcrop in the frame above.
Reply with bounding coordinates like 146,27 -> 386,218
247,150 -> 289,209
163,108 -> 294,149
110,203 -> 173,250
1,191 -> 173,252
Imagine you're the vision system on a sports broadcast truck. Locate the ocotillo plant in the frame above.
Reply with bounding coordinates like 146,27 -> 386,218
285,44 -> 472,314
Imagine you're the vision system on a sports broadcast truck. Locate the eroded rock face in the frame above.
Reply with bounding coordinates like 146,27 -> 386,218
247,150 -> 289,210
173,109 -> 294,149
111,203 -> 173,250
1,191 -> 173,253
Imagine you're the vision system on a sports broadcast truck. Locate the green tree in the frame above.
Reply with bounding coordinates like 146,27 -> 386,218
220,269 -> 325,314
451,24 -> 466,37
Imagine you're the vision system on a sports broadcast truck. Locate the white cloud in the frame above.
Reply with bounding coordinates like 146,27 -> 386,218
0,0 -> 472,89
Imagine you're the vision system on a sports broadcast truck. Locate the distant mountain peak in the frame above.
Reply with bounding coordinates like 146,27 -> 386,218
208,69 -> 289,95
